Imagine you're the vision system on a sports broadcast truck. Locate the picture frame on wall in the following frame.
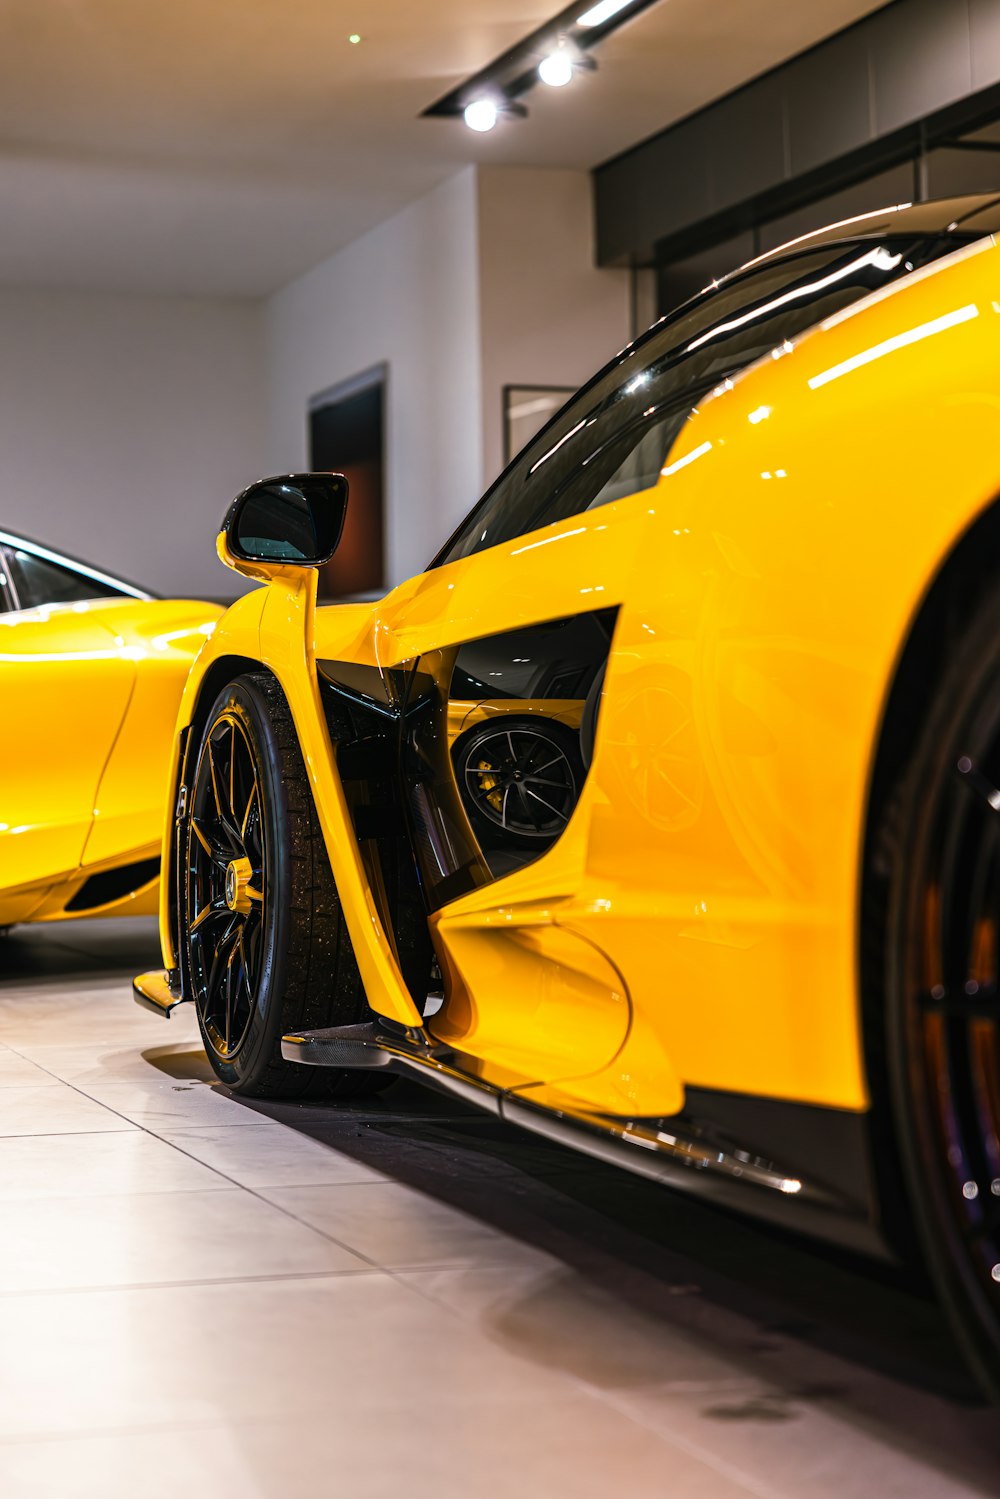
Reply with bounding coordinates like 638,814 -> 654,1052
503,385 -> 574,464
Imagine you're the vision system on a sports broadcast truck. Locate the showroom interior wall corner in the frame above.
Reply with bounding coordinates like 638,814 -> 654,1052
263,167 -> 483,587
475,167 -> 631,487
0,288 -> 267,599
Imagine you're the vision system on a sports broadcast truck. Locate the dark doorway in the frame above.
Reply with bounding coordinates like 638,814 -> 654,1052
309,368 -> 386,600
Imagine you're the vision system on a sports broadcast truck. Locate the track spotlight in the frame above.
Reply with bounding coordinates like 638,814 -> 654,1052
538,47 -> 574,87
424,0 -> 653,128
464,97 -> 499,132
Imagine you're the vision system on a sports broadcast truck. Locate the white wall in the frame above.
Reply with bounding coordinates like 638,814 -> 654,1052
263,165 -> 631,588
264,168 -> 483,586
0,288 -> 266,598
0,166 -> 629,606
476,167 -> 631,486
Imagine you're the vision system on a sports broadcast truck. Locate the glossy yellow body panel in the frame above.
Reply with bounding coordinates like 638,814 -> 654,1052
1,596 -> 221,925
168,234 -> 1000,1118
447,699 -> 584,747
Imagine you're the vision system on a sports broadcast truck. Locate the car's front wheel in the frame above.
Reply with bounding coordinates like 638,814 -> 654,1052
182,671 -> 378,1099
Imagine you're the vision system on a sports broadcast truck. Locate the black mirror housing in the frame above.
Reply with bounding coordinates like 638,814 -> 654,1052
223,473 -> 349,567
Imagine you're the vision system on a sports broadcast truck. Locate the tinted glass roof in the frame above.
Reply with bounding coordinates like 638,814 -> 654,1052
744,194 -> 1000,273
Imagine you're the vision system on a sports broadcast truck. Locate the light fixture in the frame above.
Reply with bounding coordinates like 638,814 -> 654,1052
424,0 -> 656,126
464,97 -> 499,133
347,32 -> 362,44
577,0 -> 637,27
539,46 -> 574,87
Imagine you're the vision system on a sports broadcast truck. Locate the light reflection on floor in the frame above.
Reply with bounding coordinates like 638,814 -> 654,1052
0,917 -> 998,1498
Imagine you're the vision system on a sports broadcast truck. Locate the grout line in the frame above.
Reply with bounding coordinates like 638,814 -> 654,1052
0,1127 -> 139,1140
0,1267 -> 386,1299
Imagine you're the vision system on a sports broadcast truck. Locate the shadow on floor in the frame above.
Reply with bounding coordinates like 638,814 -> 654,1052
0,916 -> 161,987
8,919 -> 1000,1491
237,1076 -> 1000,1492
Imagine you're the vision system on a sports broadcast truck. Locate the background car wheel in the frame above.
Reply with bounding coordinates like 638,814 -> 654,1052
887,586 -> 1000,1397
453,715 -> 584,851
183,671 -> 384,1099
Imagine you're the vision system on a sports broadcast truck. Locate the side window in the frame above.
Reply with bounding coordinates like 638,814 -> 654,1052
435,232 -> 960,567
4,546 -> 122,609
0,551 -> 13,613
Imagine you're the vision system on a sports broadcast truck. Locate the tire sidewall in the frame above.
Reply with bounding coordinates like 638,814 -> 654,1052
886,591 -> 1000,1396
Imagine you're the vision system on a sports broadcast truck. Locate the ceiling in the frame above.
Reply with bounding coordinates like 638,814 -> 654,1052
0,0 -> 891,298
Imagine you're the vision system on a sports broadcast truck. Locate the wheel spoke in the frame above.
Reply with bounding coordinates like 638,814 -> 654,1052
229,723 -> 238,827
523,785 -> 570,822
203,917 -> 239,1006
956,755 -> 1000,813
191,820 -> 214,857
525,754 -> 563,775
190,899 -> 228,934
241,780 -> 258,842
207,738 -> 224,821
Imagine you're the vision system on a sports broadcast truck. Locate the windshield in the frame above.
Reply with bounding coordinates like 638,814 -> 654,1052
435,232 -> 969,566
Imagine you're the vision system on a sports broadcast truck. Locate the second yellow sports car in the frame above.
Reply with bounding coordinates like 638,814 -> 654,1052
137,195 -> 1000,1394
1,529 -> 222,928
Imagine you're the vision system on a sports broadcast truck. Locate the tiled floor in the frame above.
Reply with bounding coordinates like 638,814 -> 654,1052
1,919 -> 999,1498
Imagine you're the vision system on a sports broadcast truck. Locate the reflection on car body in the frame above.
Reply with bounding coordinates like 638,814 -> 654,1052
0,528 -> 221,927
136,195 -> 1000,1397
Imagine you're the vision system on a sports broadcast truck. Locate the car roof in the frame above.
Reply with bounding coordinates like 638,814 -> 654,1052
740,194 -> 1000,274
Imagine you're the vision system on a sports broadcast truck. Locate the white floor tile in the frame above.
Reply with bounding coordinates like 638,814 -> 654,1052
0,918 -> 996,1499
0,1130 -> 238,1201
0,1398 -> 762,1499
69,1078 -> 274,1129
0,1188 -> 366,1293
0,1083 -> 135,1137
260,1180 -> 559,1270
157,1123 -> 389,1188
0,1051 -> 60,1088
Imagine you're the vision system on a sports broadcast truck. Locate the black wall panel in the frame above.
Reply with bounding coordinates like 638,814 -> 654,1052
596,0 -> 1000,269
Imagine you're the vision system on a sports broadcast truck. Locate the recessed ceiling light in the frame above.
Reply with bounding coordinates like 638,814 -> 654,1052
348,32 -> 362,44
464,98 -> 499,132
577,0 -> 635,27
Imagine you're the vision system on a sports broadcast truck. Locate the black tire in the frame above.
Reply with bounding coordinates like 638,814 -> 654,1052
182,671 -> 381,1099
452,714 -> 584,851
886,585 -> 1000,1397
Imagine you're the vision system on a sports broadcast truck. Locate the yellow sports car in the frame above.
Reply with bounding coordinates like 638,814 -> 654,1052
0,529 -> 221,927
137,195 -> 1000,1393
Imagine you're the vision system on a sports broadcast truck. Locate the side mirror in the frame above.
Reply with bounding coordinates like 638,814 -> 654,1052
221,473 -> 349,568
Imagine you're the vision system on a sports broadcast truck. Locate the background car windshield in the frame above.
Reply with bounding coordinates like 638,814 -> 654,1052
436,233 -> 964,565
3,546 -> 129,609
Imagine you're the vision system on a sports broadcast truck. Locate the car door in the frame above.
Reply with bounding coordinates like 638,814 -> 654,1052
0,542 -> 137,912
342,381 -> 681,1094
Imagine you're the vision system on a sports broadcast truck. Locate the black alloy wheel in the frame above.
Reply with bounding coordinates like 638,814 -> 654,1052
187,701 -> 265,1062
454,715 -> 584,850
183,671 -> 380,1099
887,587 -> 1000,1397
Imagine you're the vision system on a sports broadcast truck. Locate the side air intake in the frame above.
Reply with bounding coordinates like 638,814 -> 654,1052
64,857 -> 160,913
